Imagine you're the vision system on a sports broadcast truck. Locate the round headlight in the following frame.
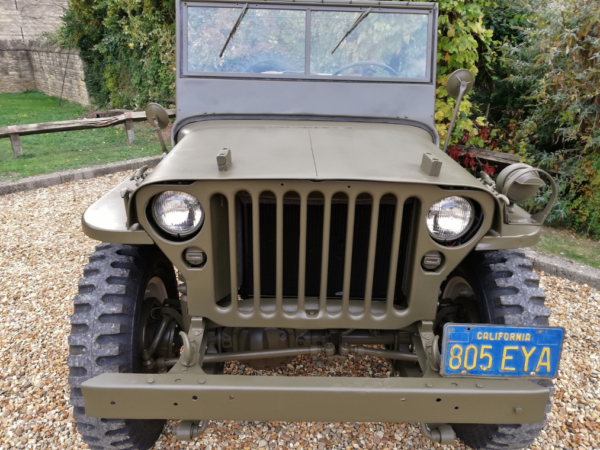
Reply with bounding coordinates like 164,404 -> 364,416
152,191 -> 204,237
426,196 -> 474,242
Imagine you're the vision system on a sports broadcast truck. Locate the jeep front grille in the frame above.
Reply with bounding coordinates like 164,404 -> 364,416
216,183 -> 418,317
136,179 -> 494,329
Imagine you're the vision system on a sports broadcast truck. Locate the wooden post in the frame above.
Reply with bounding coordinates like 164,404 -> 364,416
8,126 -> 22,157
124,112 -> 136,145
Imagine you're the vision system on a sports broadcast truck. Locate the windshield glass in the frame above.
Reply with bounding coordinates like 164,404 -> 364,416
311,11 -> 428,78
188,7 -> 306,74
186,5 -> 430,80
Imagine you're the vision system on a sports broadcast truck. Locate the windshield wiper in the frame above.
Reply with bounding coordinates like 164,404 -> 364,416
219,3 -> 249,58
331,8 -> 372,54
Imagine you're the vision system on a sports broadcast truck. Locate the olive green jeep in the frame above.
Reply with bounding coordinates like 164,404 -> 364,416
69,1 -> 563,449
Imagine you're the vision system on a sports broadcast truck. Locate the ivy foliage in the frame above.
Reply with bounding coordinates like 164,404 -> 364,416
60,0 -> 176,109
431,0 -> 494,149
499,0 -> 600,235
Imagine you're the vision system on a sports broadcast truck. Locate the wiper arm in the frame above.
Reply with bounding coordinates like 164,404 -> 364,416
219,3 -> 249,58
331,8 -> 372,54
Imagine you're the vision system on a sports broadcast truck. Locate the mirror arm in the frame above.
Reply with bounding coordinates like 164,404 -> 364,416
155,127 -> 168,154
442,79 -> 470,154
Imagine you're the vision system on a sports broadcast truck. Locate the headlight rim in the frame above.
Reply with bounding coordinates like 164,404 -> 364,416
151,190 -> 204,238
426,195 -> 475,243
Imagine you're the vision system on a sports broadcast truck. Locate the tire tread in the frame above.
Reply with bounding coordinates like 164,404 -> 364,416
451,250 -> 553,450
68,244 -> 169,450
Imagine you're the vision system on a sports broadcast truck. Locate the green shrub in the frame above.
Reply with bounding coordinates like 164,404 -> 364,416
60,0 -> 176,109
501,0 -> 600,236
431,0 -> 494,148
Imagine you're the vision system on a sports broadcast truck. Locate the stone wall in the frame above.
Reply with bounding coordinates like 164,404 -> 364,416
0,40 -> 90,105
0,0 -> 90,106
0,0 -> 68,40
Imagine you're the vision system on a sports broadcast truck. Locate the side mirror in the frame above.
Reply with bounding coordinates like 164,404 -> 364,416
146,103 -> 170,129
145,103 -> 170,154
443,69 -> 474,153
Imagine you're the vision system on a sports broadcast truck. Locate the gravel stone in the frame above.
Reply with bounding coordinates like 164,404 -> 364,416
1,172 -> 599,449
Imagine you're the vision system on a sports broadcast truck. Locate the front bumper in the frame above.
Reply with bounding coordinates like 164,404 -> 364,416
82,373 -> 549,424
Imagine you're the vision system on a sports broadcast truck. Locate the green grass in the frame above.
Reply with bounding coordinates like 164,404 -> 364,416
534,226 -> 600,269
0,91 -> 169,182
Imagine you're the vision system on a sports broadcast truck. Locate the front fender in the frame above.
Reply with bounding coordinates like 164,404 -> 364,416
82,177 -> 153,245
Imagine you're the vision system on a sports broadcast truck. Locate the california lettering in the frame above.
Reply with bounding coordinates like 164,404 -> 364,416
476,332 -> 532,342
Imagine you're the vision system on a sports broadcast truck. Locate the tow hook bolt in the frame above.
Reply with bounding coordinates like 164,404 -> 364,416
339,343 -> 350,357
324,343 -> 335,360
420,423 -> 455,445
176,420 -> 209,441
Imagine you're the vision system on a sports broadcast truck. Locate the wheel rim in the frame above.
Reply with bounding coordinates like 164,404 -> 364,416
145,276 -> 168,302
436,275 -> 481,336
442,276 -> 475,300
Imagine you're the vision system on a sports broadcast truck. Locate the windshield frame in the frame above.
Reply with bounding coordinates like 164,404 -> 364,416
181,1 -> 435,83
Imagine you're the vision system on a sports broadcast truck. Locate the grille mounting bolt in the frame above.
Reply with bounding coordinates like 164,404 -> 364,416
476,383 -> 484,388
514,406 -> 523,415
147,378 -> 154,384
426,383 -> 433,388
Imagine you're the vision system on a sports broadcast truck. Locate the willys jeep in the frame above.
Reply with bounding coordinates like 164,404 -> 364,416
69,1 -> 564,449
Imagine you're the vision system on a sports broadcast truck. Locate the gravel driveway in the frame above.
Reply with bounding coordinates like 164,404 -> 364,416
1,173 -> 599,450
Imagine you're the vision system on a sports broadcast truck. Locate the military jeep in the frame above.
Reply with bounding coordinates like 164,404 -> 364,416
69,1 -> 563,449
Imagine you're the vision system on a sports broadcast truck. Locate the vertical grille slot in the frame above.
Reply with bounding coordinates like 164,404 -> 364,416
303,192 -> 325,307
393,197 -> 418,310
257,191 -> 276,311
325,193 -> 349,303
347,193 -> 374,314
370,195 -> 398,310
210,194 -> 232,308
282,192 -> 301,312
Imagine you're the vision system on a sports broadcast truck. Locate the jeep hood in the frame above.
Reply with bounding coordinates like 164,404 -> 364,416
141,119 -> 481,189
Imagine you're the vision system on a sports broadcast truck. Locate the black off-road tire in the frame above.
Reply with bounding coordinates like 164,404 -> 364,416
443,250 -> 553,450
68,244 -> 178,450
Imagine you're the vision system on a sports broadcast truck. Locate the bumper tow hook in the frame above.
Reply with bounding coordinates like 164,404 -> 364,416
420,423 -> 455,445
176,420 -> 209,441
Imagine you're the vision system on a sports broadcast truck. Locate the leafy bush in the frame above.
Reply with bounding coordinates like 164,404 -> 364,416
433,0 -> 493,148
500,0 -> 600,235
60,0 -> 176,109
